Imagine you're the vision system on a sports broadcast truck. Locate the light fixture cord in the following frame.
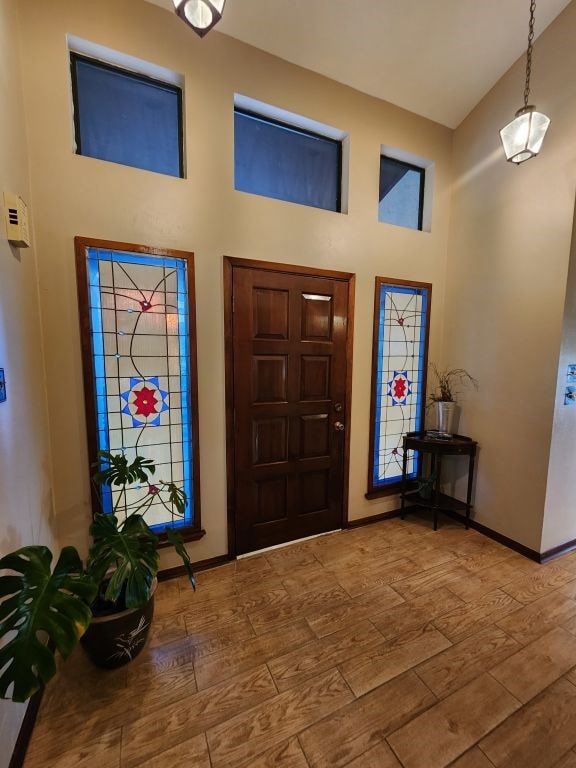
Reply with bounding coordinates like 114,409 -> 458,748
524,0 -> 536,108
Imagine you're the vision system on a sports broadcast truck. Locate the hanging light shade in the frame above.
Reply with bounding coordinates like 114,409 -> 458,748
500,106 -> 550,164
500,0 -> 550,164
173,0 -> 226,38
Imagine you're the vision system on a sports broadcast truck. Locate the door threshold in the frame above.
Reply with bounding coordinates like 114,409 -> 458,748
237,529 -> 342,559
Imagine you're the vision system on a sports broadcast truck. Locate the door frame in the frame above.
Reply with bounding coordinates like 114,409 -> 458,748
223,256 -> 355,557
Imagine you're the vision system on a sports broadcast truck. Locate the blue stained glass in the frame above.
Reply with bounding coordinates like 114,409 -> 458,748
372,282 -> 430,488
86,247 -> 193,531
176,259 -> 192,530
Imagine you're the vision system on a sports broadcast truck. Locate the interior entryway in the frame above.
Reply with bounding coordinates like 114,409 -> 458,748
224,257 -> 355,556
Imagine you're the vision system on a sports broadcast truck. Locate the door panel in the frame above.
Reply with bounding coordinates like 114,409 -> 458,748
299,414 -> 330,458
252,417 -> 288,465
252,356 -> 288,403
299,470 -> 330,514
256,477 -> 287,524
253,288 -> 289,339
300,356 -> 331,401
228,260 -> 353,555
301,293 -> 333,340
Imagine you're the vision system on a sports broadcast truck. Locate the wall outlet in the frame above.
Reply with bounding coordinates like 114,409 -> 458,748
3,192 -> 31,248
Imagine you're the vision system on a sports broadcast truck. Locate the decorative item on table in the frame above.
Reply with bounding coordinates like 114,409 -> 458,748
427,363 -> 478,436
425,430 -> 453,441
0,451 -> 196,703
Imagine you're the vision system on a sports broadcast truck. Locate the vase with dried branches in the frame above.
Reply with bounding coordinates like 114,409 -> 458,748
427,363 -> 478,434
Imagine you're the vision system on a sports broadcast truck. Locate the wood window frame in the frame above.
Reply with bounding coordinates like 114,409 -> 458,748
75,236 -> 204,545
366,276 -> 432,500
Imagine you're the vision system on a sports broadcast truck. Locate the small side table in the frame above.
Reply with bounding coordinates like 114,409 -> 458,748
400,431 -> 478,530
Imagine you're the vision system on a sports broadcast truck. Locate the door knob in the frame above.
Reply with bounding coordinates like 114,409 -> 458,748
334,421 -> 345,432
333,402 -> 343,412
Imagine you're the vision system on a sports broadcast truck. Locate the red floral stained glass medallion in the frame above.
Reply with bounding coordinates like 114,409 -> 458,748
121,377 -> 169,427
388,371 -> 412,406
133,386 -> 158,417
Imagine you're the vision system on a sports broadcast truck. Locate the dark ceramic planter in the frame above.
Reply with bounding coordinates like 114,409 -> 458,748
80,578 -> 157,669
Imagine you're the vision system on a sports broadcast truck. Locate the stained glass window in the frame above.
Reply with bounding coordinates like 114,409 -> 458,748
76,240 -> 201,534
368,278 -> 431,495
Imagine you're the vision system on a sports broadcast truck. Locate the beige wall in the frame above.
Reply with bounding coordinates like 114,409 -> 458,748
0,0 -> 56,761
16,0 -> 453,568
543,196 -> 576,551
445,1 -> 576,552
3,0 -> 576,759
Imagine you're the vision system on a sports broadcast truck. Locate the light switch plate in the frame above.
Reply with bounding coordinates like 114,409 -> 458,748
4,192 -> 31,248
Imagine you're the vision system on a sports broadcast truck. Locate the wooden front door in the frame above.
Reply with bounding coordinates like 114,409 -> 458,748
225,258 -> 354,556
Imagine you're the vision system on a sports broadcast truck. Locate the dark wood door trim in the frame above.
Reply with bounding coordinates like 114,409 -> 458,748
225,256 -> 355,282
223,256 -> 355,557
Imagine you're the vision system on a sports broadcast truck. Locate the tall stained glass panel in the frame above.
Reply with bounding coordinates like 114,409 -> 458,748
76,240 -> 201,534
368,278 -> 431,495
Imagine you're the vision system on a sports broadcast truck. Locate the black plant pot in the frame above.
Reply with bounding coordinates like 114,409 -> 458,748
80,579 -> 157,669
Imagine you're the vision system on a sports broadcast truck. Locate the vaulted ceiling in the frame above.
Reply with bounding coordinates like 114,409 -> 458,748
145,0 -> 571,127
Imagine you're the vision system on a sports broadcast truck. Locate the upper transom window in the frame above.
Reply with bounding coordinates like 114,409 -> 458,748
234,105 -> 343,213
379,155 -> 425,231
71,53 -> 184,178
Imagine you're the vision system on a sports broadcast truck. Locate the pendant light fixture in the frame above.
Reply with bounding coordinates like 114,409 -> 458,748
500,0 -> 550,164
173,0 -> 226,38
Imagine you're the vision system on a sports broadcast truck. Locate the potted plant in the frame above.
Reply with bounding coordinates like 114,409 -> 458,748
0,451 -> 195,703
427,363 -> 478,434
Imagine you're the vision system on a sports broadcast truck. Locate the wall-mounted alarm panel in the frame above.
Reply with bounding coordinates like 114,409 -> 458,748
4,192 -> 30,248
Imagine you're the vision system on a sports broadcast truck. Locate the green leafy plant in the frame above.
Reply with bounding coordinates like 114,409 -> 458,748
427,363 -> 478,403
0,451 -> 195,702
88,451 -> 194,607
0,547 -> 96,702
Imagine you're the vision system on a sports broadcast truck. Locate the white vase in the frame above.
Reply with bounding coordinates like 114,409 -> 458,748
436,401 -> 456,434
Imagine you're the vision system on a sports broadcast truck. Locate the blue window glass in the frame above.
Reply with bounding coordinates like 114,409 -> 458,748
379,156 -> 424,230
234,109 -> 341,212
84,246 -> 194,532
71,54 -> 183,178
369,279 -> 431,493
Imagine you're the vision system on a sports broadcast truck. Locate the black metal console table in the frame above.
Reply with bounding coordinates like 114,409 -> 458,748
400,431 -> 477,531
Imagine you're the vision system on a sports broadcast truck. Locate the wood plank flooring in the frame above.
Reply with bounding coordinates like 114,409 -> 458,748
24,515 -> 576,768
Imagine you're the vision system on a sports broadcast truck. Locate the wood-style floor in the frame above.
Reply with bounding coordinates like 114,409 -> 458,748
25,514 -> 576,768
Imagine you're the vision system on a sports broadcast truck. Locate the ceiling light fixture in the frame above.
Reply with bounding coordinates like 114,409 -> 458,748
500,0 -> 550,164
173,0 -> 226,38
